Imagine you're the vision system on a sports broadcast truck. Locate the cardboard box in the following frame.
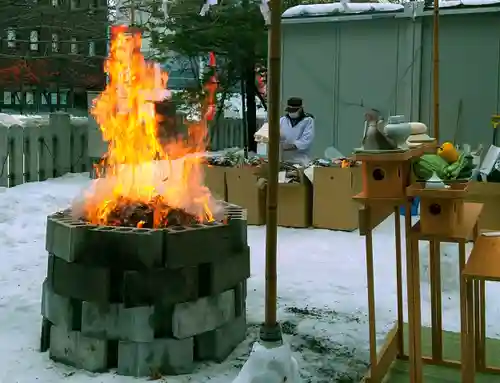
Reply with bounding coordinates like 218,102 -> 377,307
466,181 -> 500,230
226,166 -> 266,225
203,165 -> 227,201
277,170 -> 312,228
312,166 -> 362,231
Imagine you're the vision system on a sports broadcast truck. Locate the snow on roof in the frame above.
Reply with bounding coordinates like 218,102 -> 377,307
438,0 -> 500,7
282,2 -> 404,18
282,0 -> 500,18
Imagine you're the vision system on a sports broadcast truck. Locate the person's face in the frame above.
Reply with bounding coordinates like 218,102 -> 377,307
287,107 -> 302,118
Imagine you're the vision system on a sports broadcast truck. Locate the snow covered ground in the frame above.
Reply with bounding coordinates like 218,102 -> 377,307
2,173 -> 500,382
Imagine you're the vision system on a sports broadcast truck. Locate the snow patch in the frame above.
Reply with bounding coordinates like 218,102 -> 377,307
282,2 -> 404,18
2,173 -> 500,382
232,342 -> 302,383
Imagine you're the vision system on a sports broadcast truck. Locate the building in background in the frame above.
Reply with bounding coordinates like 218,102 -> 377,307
0,0 -> 108,114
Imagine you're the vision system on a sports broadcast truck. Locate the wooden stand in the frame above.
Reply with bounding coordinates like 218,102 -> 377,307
406,181 -> 483,383
353,148 -> 423,383
462,235 -> 500,382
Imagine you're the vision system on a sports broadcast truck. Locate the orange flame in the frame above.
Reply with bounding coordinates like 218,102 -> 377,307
82,26 -> 214,227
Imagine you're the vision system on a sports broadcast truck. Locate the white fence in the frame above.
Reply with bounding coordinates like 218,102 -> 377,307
0,112 -> 90,187
0,112 -> 264,188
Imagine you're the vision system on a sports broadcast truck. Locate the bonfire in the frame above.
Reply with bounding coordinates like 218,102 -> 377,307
77,26 -> 218,228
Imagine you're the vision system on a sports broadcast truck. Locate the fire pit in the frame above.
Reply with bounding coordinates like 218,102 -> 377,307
39,26 -> 250,377
40,203 -> 249,377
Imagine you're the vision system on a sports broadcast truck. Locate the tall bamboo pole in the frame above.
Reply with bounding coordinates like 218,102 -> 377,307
432,0 -> 440,142
260,0 -> 282,343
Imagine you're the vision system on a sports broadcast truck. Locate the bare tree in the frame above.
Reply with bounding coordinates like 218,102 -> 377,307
0,0 -> 114,112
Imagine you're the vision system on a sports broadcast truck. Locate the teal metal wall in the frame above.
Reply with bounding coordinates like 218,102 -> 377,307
282,3 -> 500,157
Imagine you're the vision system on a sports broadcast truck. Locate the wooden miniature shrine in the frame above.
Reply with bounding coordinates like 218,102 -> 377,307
353,145 -> 500,383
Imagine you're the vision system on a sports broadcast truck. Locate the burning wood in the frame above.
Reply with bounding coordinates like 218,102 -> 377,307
88,196 -> 199,228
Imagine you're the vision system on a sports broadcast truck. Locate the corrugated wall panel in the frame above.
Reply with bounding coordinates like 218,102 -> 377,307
335,19 -> 402,155
282,8 -> 500,155
420,13 -> 500,146
281,22 -> 337,158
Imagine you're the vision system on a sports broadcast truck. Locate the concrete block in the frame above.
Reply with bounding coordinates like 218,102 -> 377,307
40,318 -> 52,352
49,325 -> 108,372
195,315 -> 247,362
51,256 -> 110,303
117,306 -> 155,342
86,227 -> 163,269
164,223 -> 233,268
172,290 -> 235,339
151,303 -> 174,338
46,214 -> 90,262
81,302 -> 115,338
234,281 -> 247,318
228,215 -> 248,251
41,279 -> 80,330
46,254 -> 55,287
122,267 -> 198,307
201,247 -> 250,295
81,302 -> 154,342
117,338 -> 194,377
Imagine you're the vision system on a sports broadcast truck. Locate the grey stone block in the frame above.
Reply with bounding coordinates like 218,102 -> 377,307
85,226 -> 163,269
40,318 -> 52,352
202,247 -> 250,295
117,337 -> 194,377
46,215 -> 90,262
49,325 -> 108,372
41,279 -> 79,330
234,281 -> 247,317
151,302 -> 174,338
163,223 -> 233,269
122,267 -> 198,307
81,302 -> 154,342
172,289 -> 235,339
195,315 -> 247,362
228,215 -> 248,251
51,255 -> 110,303
47,253 -> 55,281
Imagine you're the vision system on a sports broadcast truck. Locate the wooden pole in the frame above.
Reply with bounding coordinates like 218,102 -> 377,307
432,0 -> 440,142
262,0 -> 281,337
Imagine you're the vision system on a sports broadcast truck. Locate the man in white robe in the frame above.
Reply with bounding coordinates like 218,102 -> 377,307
279,97 -> 315,165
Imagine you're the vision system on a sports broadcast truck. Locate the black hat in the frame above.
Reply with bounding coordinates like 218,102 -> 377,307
286,97 -> 303,111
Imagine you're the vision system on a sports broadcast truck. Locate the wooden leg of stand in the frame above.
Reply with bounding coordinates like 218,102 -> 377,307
411,236 -> 423,382
480,280 -> 486,369
459,241 -> 468,369
473,279 -> 481,369
473,222 -> 479,241
365,207 -> 378,375
429,240 -> 443,362
462,276 -> 476,383
475,279 -> 486,371
472,222 -> 484,370
405,205 -> 416,382
394,206 -> 404,357
405,201 -> 423,383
